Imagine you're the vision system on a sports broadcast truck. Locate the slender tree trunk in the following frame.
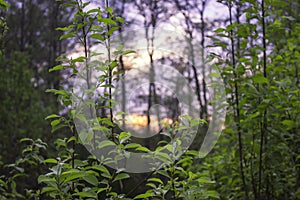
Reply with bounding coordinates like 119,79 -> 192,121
228,1 -> 249,199
200,0 -> 208,120
258,0 -> 269,199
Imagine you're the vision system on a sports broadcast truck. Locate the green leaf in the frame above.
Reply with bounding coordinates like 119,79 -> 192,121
107,26 -> 119,36
122,50 -> 136,55
63,172 -> 84,183
0,178 -> 7,189
97,188 -> 107,194
91,165 -> 111,177
44,158 -> 58,164
83,174 -> 98,186
155,152 -> 171,162
157,170 -> 170,178
49,65 -> 64,72
56,26 -> 71,31
87,8 -> 99,14
176,126 -> 187,131
38,175 -> 55,184
134,193 -> 155,199
41,187 -> 57,194
19,138 -> 33,143
51,119 -> 60,128
74,191 -> 97,198
197,177 -> 213,184
106,7 -> 113,15
119,132 -> 131,143
51,124 -> 68,133
148,178 -> 163,184
124,143 -> 141,149
215,28 -> 225,33
252,75 -> 269,84
136,146 -> 150,152
113,173 -> 130,182
71,56 -> 85,63
296,187 -> 300,197
98,140 -> 116,149
160,131 -> 171,138
59,32 -> 74,40
67,136 -> 77,143
207,190 -> 220,199
100,18 -> 117,25
116,17 -> 124,23
91,33 -> 105,41
73,113 -> 88,125
281,120 -> 295,128
0,0 -> 8,10
92,165 -> 111,177
45,114 -> 61,120
208,72 -> 221,78
61,2 -> 77,7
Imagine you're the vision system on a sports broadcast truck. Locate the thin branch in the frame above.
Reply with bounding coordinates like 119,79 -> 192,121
228,1 -> 249,199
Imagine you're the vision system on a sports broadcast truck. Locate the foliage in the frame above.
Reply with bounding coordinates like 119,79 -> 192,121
0,0 -> 299,199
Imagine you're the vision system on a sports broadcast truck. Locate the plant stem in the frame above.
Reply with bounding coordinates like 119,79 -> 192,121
228,1 -> 249,199
258,0 -> 268,198
105,0 -> 114,137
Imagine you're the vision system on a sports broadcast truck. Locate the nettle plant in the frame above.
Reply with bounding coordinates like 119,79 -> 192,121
40,0 -> 219,199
